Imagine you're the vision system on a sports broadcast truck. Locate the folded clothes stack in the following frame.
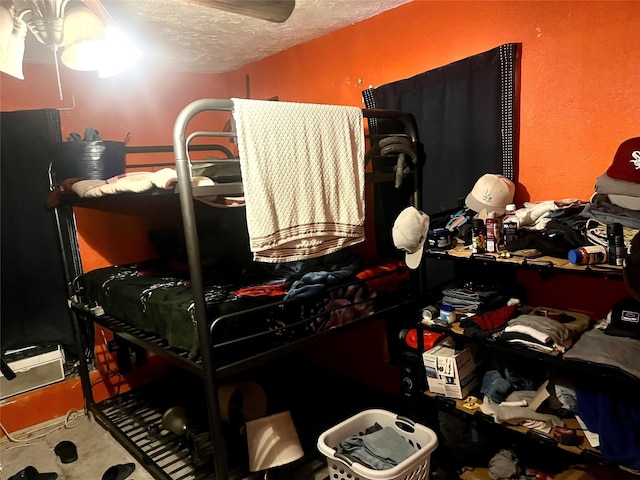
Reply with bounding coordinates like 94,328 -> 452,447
441,286 -> 500,313
586,137 -> 640,230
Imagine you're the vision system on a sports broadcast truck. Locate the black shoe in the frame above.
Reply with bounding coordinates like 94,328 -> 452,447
8,466 -> 58,480
101,462 -> 136,480
53,440 -> 78,464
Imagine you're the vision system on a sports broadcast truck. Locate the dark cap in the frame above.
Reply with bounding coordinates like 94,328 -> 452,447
605,297 -> 640,339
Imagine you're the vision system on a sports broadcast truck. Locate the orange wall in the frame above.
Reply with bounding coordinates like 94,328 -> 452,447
1,63 -> 232,270
0,350 -> 174,435
1,65 -> 233,433
3,0 -> 638,264
2,0 -> 638,431
0,63 -> 229,147
226,0 -> 639,205
224,0 -> 637,325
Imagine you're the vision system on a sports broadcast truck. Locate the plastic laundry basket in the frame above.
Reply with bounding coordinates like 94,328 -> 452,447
317,409 -> 438,480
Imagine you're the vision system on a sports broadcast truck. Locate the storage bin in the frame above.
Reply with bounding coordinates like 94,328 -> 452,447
317,409 -> 438,480
0,345 -> 65,400
51,140 -> 126,181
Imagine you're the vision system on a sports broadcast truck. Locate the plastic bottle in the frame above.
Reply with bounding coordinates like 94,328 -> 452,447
567,245 -> 608,265
439,304 -> 457,324
485,212 -> 500,253
607,222 -> 626,266
471,218 -> 486,254
502,204 -> 518,247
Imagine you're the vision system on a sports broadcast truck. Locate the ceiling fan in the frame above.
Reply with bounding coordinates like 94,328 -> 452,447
184,0 -> 296,23
2,0 -> 295,58
0,0 -> 295,98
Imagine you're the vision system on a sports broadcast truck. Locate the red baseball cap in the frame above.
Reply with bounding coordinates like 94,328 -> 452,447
606,137 -> 640,183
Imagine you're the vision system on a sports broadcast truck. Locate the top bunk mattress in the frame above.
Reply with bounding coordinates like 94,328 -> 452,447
75,252 -> 413,362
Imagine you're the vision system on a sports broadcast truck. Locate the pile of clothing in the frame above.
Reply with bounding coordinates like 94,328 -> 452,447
462,138 -> 640,259
576,137 -> 640,253
461,305 -> 592,356
588,137 -> 640,231
479,367 -> 563,434
337,423 -> 418,470
498,308 -> 592,355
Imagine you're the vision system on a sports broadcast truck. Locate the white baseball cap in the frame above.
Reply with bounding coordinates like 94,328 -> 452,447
392,206 -> 430,269
465,174 -> 515,215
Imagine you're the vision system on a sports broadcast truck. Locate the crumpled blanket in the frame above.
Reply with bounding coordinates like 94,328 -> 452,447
488,449 -> 522,480
480,391 -> 563,432
46,168 -> 215,208
563,328 -> 640,379
513,199 -> 587,231
339,426 -> 418,470
71,168 -> 213,197
285,257 -> 360,299
313,284 -> 375,331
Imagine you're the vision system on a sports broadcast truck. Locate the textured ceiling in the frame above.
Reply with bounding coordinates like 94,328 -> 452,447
23,0 -> 411,74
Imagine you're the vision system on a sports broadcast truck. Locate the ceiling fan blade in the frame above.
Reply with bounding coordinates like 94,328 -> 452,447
188,0 -> 295,23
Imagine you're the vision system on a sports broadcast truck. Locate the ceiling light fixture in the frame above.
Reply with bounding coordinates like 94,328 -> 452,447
0,0 -> 141,100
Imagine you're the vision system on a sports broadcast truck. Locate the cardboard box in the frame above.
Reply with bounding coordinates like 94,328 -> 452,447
422,339 -> 479,399
0,345 -> 65,400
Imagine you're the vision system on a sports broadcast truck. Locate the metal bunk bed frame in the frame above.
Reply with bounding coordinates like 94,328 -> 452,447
68,98 -> 423,480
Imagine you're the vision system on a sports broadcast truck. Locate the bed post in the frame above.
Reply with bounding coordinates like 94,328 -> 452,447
173,98 -> 235,480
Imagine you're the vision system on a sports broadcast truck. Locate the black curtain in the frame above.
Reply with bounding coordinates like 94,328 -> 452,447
1,109 -> 78,357
363,43 -> 520,256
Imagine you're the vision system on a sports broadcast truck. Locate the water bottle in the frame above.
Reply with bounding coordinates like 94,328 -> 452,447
485,211 -> 500,253
502,203 -> 518,247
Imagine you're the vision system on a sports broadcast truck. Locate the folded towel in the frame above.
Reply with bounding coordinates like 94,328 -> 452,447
232,98 -> 365,263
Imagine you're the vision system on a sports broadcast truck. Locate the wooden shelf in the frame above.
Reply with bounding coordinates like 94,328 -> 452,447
460,465 -> 640,480
419,319 -> 639,389
459,467 -> 491,480
425,242 -> 625,280
424,390 -> 640,477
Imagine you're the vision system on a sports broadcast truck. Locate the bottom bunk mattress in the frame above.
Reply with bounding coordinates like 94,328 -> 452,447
75,252 -> 413,362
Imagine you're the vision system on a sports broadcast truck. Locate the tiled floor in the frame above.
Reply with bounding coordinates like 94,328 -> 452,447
0,361 -> 400,480
0,412 -> 156,480
0,410 -> 332,480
